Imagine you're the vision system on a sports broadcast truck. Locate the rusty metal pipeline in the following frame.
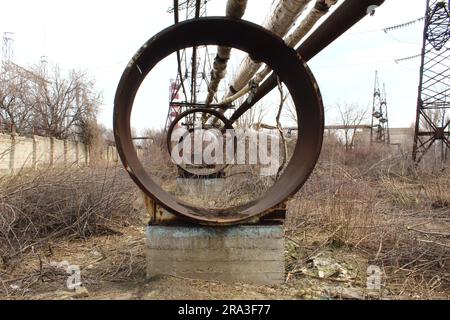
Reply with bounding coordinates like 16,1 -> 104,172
229,0 -> 386,123
114,18 -> 323,226
114,0 -> 386,226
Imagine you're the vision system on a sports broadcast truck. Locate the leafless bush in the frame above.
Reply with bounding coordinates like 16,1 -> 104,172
286,142 -> 450,298
0,165 -> 142,263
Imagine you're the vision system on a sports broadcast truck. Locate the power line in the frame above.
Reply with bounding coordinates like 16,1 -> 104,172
383,17 -> 425,33
344,16 -> 425,36
395,52 -> 424,64
312,52 -> 425,69
384,31 -> 421,45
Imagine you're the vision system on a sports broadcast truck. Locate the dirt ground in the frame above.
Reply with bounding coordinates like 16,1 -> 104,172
1,163 -> 449,300
2,223 -> 445,301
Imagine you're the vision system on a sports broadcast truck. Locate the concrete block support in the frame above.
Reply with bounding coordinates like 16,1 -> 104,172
146,225 -> 285,285
176,178 -> 225,200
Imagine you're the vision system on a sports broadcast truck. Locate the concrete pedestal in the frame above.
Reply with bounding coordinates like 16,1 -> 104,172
145,225 -> 285,285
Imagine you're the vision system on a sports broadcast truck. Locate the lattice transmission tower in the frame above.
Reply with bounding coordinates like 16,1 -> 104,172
413,0 -> 450,163
2,32 -> 14,65
371,71 -> 390,144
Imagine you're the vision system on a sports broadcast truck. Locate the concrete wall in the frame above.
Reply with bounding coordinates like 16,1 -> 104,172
53,138 -> 65,166
389,128 -> 414,151
0,134 -> 12,171
66,140 -> 79,166
106,145 -> 119,163
0,133 -> 119,175
35,135 -> 51,167
11,136 -> 35,171
354,127 -> 414,152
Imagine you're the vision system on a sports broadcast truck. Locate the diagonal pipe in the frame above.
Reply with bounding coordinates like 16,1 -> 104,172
230,0 -> 386,123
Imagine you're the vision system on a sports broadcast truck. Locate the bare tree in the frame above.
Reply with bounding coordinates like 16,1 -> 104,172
337,103 -> 369,151
1,62 -> 101,142
30,65 -> 101,141
0,64 -> 36,135
101,126 -> 115,145
234,97 -> 266,130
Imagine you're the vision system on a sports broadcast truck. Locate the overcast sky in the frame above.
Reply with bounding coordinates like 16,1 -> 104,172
0,0 -> 427,132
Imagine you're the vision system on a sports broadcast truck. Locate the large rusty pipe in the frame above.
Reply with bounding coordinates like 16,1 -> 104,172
114,0 -> 387,226
114,18 -> 324,226
230,0 -> 386,123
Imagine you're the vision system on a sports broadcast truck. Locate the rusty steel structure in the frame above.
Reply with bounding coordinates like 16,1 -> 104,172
370,71 -> 390,145
164,0 -> 209,132
413,0 -> 450,163
166,0 -> 224,179
114,0 -> 386,226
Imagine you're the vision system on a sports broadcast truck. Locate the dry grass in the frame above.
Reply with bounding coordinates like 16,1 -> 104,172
0,164 -> 142,264
286,143 -> 450,299
0,137 -> 449,299
0,163 -> 148,297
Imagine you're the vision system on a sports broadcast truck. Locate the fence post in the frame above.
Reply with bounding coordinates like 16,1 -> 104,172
49,137 -> 54,167
75,141 -> 79,165
63,139 -> 68,168
32,135 -> 37,169
9,134 -> 15,175
85,143 -> 89,166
